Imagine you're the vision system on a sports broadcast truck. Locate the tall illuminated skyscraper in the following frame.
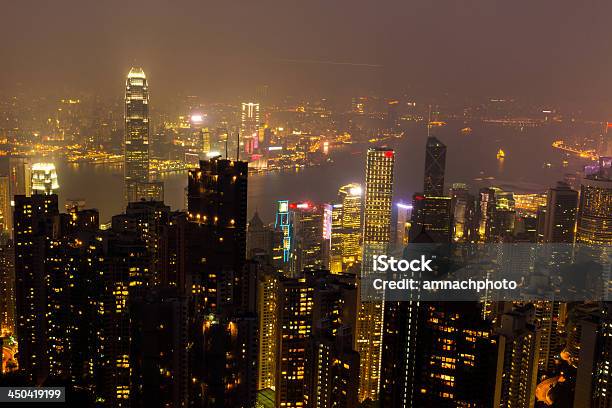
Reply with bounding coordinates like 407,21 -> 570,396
576,160 -> 612,245
358,148 -> 394,402
0,156 -> 32,236
31,163 -> 59,195
240,102 -> 260,158
423,136 -> 446,196
288,201 -> 331,276
331,183 -> 362,273
124,67 -> 151,202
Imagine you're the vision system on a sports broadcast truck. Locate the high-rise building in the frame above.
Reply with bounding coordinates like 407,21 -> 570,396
358,147 -> 394,402
276,271 -> 359,408
14,194 -> 60,383
275,275 -> 314,407
450,183 -> 476,243
241,102 -> 260,158
257,264 -> 280,392
31,162 -> 59,195
0,156 -> 32,236
381,301 -> 497,407
491,188 -> 516,240
576,161 -> 612,245
304,274 -> 359,408
494,305 -> 541,408
288,201 -> 331,277
247,211 -> 274,259
186,157 -> 255,407
129,288 -> 189,407
0,241 -> 14,335
96,228 -> 149,407
476,187 -> 516,242
124,67 -> 151,202
392,202 -> 412,248
543,181 -> 578,243
0,176 -> 10,236
409,194 -> 452,243
275,200 -> 292,270
572,303 -> 612,408
423,136 -> 446,196
111,200 -> 172,286
330,203 -> 344,273
335,183 -> 362,271
186,157 -> 248,312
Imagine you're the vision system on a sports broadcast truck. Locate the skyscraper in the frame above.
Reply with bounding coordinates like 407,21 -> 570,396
409,194 -> 452,243
576,160 -> 612,245
241,102 -> 260,158
477,187 -> 516,242
543,181 -> 578,243
31,162 -> 59,195
0,156 -> 32,236
0,241 -> 14,335
288,201 -> 331,277
381,301 -> 497,407
494,305 -> 541,408
275,200 -> 292,270
358,147 -> 394,402
276,270 -> 359,408
423,136 -> 446,197
14,194 -> 60,383
186,156 -> 248,312
450,183 -> 476,243
257,264 -> 280,392
572,303 -> 612,407
186,156 -> 254,407
124,67 -> 151,202
334,183 -> 362,272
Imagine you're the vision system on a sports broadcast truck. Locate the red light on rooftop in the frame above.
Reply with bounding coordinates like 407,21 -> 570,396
384,151 -> 394,158
415,195 -> 425,201
289,202 -> 314,210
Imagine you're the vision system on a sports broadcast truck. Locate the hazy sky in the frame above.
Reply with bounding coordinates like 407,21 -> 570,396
2,0 -> 612,108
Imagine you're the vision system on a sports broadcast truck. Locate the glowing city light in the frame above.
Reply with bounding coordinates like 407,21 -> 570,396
190,114 -> 204,123
349,186 -> 362,196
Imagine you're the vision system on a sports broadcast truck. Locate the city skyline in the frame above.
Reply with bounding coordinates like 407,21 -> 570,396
1,3 -> 612,407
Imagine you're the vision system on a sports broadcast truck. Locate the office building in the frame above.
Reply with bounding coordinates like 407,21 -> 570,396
124,67 -> 151,202
423,136 -> 446,196
31,163 -> 59,195
0,157 -> 32,236
410,194 -> 452,243
241,102 -> 260,158
576,160 -> 612,245
358,148 -> 394,402
288,201 -> 331,277
543,181 -> 578,243
450,183 -> 476,243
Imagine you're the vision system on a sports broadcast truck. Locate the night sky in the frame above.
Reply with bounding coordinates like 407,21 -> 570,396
2,0 -> 612,109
